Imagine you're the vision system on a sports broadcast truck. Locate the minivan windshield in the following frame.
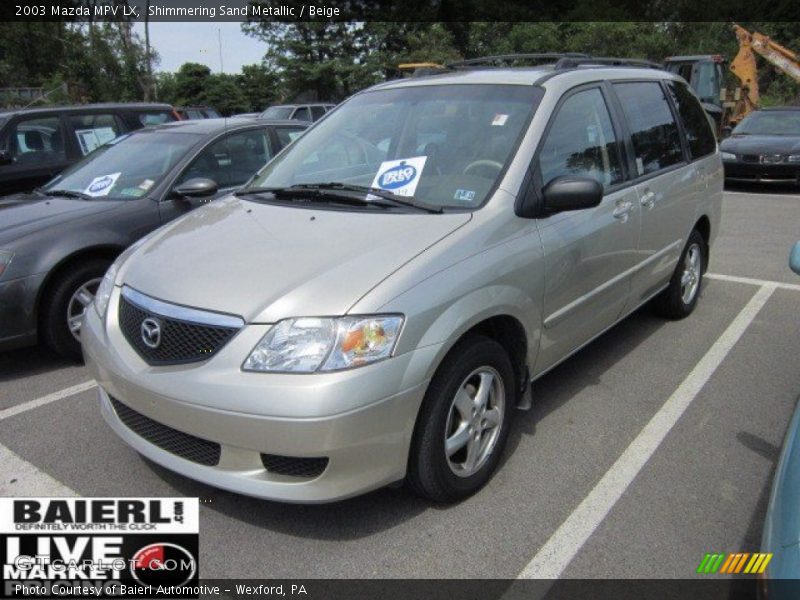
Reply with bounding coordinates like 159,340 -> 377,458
246,85 -> 540,210
41,130 -> 202,199
261,106 -> 294,119
734,111 -> 800,136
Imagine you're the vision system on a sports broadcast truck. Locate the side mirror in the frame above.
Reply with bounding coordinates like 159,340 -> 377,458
172,177 -> 218,198
542,176 -> 603,215
0,150 -> 13,166
790,241 -> 800,276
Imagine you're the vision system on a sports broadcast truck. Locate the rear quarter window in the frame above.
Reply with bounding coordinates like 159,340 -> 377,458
666,81 -> 716,159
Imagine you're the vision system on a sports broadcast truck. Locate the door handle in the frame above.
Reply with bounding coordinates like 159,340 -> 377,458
612,200 -> 634,222
640,190 -> 656,209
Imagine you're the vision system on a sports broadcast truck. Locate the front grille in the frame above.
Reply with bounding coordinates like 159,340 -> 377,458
111,397 -> 221,466
741,154 -> 760,163
119,293 -> 240,366
261,454 -> 329,478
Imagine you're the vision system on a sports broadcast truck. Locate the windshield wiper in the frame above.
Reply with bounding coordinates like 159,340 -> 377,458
37,188 -> 92,200
287,183 -> 443,214
236,183 -> 443,213
235,186 -> 395,210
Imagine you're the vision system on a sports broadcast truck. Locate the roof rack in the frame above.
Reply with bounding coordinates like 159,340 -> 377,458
553,56 -> 662,70
439,53 -> 661,71
446,53 -> 590,68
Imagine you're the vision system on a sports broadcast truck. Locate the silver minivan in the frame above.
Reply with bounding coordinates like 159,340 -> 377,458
82,57 -> 723,503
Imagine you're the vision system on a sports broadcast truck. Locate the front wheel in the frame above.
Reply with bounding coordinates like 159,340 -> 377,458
41,259 -> 111,360
654,229 -> 706,319
407,335 -> 515,503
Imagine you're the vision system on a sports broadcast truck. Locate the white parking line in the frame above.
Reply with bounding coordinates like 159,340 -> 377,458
0,380 -> 96,422
707,272 -> 800,292
517,284 -> 775,580
0,442 -> 77,496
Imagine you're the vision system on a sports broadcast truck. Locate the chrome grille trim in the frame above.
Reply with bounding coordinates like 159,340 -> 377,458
121,286 -> 244,328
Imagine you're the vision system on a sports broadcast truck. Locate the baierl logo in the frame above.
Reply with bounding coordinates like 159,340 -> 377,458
378,162 -> 417,189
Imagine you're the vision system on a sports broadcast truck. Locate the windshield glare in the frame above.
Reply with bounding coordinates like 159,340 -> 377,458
248,85 -> 540,209
43,131 -> 202,199
734,111 -> 800,136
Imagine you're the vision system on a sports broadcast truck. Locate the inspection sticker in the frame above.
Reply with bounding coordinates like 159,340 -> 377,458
372,156 -> 427,197
84,173 -> 121,197
491,114 -> 509,126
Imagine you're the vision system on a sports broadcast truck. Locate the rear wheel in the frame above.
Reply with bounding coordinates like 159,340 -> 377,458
407,335 -> 515,503
41,259 -> 110,360
654,229 -> 706,319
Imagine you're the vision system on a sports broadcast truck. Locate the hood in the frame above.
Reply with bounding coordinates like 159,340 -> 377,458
0,193 -> 120,245
720,134 -> 800,156
121,196 -> 471,323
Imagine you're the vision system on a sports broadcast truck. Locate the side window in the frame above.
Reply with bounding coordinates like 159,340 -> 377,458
292,107 -> 311,122
666,81 -> 716,159
310,105 -> 326,121
274,127 -> 305,150
69,113 -> 123,155
5,116 -> 66,166
613,82 -> 684,176
538,88 -> 624,188
138,111 -> 174,127
178,129 -> 271,189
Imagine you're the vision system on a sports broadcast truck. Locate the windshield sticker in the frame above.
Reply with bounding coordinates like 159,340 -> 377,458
120,188 -> 146,197
138,179 -> 155,191
84,172 -> 121,197
453,189 -> 476,203
491,114 -> 509,126
372,156 -> 427,197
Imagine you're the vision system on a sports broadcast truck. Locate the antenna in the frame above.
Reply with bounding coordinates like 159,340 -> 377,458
218,27 -> 224,74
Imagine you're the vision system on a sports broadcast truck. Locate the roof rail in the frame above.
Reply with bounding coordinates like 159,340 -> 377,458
446,53 -> 589,68
554,56 -> 662,70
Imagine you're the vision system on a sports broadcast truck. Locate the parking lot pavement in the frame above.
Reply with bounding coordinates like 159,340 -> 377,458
0,186 -> 798,580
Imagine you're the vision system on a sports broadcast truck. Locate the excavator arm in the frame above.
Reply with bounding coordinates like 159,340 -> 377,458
730,24 -> 800,121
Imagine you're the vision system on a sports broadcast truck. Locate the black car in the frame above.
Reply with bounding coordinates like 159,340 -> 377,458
0,118 -> 307,358
720,107 -> 800,185
0,103 -> 181,195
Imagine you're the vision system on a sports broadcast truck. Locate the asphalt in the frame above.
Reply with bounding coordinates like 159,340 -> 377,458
0,183 -> 798,581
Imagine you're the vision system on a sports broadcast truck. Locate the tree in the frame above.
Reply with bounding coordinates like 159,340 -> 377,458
238,64 -> 281,111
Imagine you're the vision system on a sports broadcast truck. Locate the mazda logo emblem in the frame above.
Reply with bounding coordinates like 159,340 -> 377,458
140,318 -> 162,349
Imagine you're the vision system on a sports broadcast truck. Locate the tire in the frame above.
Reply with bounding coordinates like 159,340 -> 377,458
407,335 -> 516,503
40,259 -> 111,360
653,229 -> 707,320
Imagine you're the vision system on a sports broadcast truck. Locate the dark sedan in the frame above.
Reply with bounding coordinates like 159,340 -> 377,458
0,118 -> 307,358
720,107 -> 800,186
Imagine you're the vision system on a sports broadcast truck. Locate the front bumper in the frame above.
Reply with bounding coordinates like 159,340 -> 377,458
0,272 -> 45,351
82,289 -> 437,503
723,160 -> 800,183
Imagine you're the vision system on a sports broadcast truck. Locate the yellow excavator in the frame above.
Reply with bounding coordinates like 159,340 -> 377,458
665,24 -> 800,134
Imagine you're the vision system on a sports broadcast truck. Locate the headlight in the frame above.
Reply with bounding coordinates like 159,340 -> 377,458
92,235 -> 150,318
243,315 -> 404,373
787,154 -> 800,163
0,250 -> 13,279
93,262 -> 118,318
721,151 -> 736,161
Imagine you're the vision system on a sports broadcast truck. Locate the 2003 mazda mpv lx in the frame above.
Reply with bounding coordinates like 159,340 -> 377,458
83,56 -> 723,503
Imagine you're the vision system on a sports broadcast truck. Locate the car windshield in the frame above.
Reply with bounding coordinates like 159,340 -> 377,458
246,85 -> 540,210
42,130 -> 202,199
734,111 -> 800,136
261,106 -> 294,119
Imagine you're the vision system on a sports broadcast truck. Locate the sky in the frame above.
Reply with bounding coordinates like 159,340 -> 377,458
131,22 -> 267,74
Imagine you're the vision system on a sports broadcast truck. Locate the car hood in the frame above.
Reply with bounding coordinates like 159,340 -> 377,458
121,196 -> 471,323
720,134 -> 800,155
0,193 -> 120,245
